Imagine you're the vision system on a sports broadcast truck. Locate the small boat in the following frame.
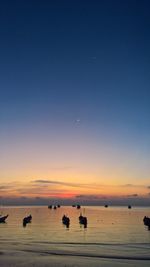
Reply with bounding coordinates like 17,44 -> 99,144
77,205 -> 81,209
62,215 -> 70,227
104,205 -> 108,208
128,205 -> 132,209
0,214 -> 8,223
57,204 -> 60,208
72,205 -> 76,207
23,215 -> 32,226
143,216 -> 150,227
53,206 -> 57,210
79,213 -> 87,227
48,205 -> 52,209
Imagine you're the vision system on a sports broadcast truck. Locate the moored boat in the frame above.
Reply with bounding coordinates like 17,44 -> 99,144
143,216 -> 150,227
62,215 -> 70,227
23,215 -> 32,226
79,213 -> 87,227
0,214 -> 8,223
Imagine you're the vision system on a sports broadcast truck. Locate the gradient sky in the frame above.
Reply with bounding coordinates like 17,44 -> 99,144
0,0 -> 150,205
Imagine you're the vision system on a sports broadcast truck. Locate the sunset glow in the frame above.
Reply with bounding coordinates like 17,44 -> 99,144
0,0 -> 150,206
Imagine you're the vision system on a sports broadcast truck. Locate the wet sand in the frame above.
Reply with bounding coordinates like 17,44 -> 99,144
1,250 -> 150,267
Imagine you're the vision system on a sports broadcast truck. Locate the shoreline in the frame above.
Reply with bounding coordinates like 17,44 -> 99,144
1,251 -> 150,267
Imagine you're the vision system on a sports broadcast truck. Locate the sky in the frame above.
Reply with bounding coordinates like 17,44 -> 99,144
0,0 -> 150,205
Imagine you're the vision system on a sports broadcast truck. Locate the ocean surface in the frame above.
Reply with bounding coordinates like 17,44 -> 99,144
0,206 -> 150,266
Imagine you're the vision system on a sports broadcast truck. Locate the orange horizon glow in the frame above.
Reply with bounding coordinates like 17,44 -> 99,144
0,177 -> 149,201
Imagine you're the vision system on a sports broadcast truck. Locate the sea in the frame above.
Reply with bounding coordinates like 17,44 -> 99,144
0,206 -> 150,266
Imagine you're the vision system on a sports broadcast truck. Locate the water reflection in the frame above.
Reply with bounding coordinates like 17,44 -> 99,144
0,206 -> 150,244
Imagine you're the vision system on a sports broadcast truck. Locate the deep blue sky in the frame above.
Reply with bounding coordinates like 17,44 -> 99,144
1,0 -> 150,129
0,0 -> 150,204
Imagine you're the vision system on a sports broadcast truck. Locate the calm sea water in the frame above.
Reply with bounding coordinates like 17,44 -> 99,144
0,206 -> 150,265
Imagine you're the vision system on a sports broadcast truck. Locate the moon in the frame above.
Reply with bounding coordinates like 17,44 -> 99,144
75,119 -> 81,123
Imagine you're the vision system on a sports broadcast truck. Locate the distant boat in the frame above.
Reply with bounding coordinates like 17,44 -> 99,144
72,205 -> 76,207
57,204 -> 61,208
79,213 -> 87,227
143,216 -> 150,227
53,206 -> 57,210
104,205 -> 108,208
77,205 -> 81,209
0,214 -> 8,223
128,205 -> 132,209
23,215 -> 32,227
62,215 -> 70,227
48,205 -> 52,209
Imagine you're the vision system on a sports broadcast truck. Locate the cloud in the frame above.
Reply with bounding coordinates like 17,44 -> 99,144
34,180 -> 56,184
0,186 -> 9,190
32,179 -> 99,189
35,196 -> 42,200
16,186 -> 69,196
75,194 -> 108,200
32,180 -> 149,191
33,179 -> 80,187
76,194 -> 99,200
122,184 -> 146,189
0,185 -> 14,191
127,194 -> 138,197
20,196 -> 28,200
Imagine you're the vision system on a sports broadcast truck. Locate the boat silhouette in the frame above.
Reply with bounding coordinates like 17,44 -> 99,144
0,214 -> 8,223
23,215 -> 32,227
62,215 -> 70,228
143,216 -> 150,227
79,213 -> 87,227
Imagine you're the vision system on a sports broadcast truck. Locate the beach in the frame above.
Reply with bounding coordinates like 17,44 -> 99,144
1,243 -> 150,267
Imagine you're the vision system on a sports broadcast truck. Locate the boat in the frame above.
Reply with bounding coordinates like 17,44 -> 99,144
143,216 -> 150,227
104,205 -> 108,208
48,205 -> 52,209
62,215 -> 70,227
0,214 -> 8,223
79,213 -> 87,227
57,204 -> 60,208
53,206 -> 57,210
77,205 -> 81,209
128,205 -> 132,209
23,215 -> 32,226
